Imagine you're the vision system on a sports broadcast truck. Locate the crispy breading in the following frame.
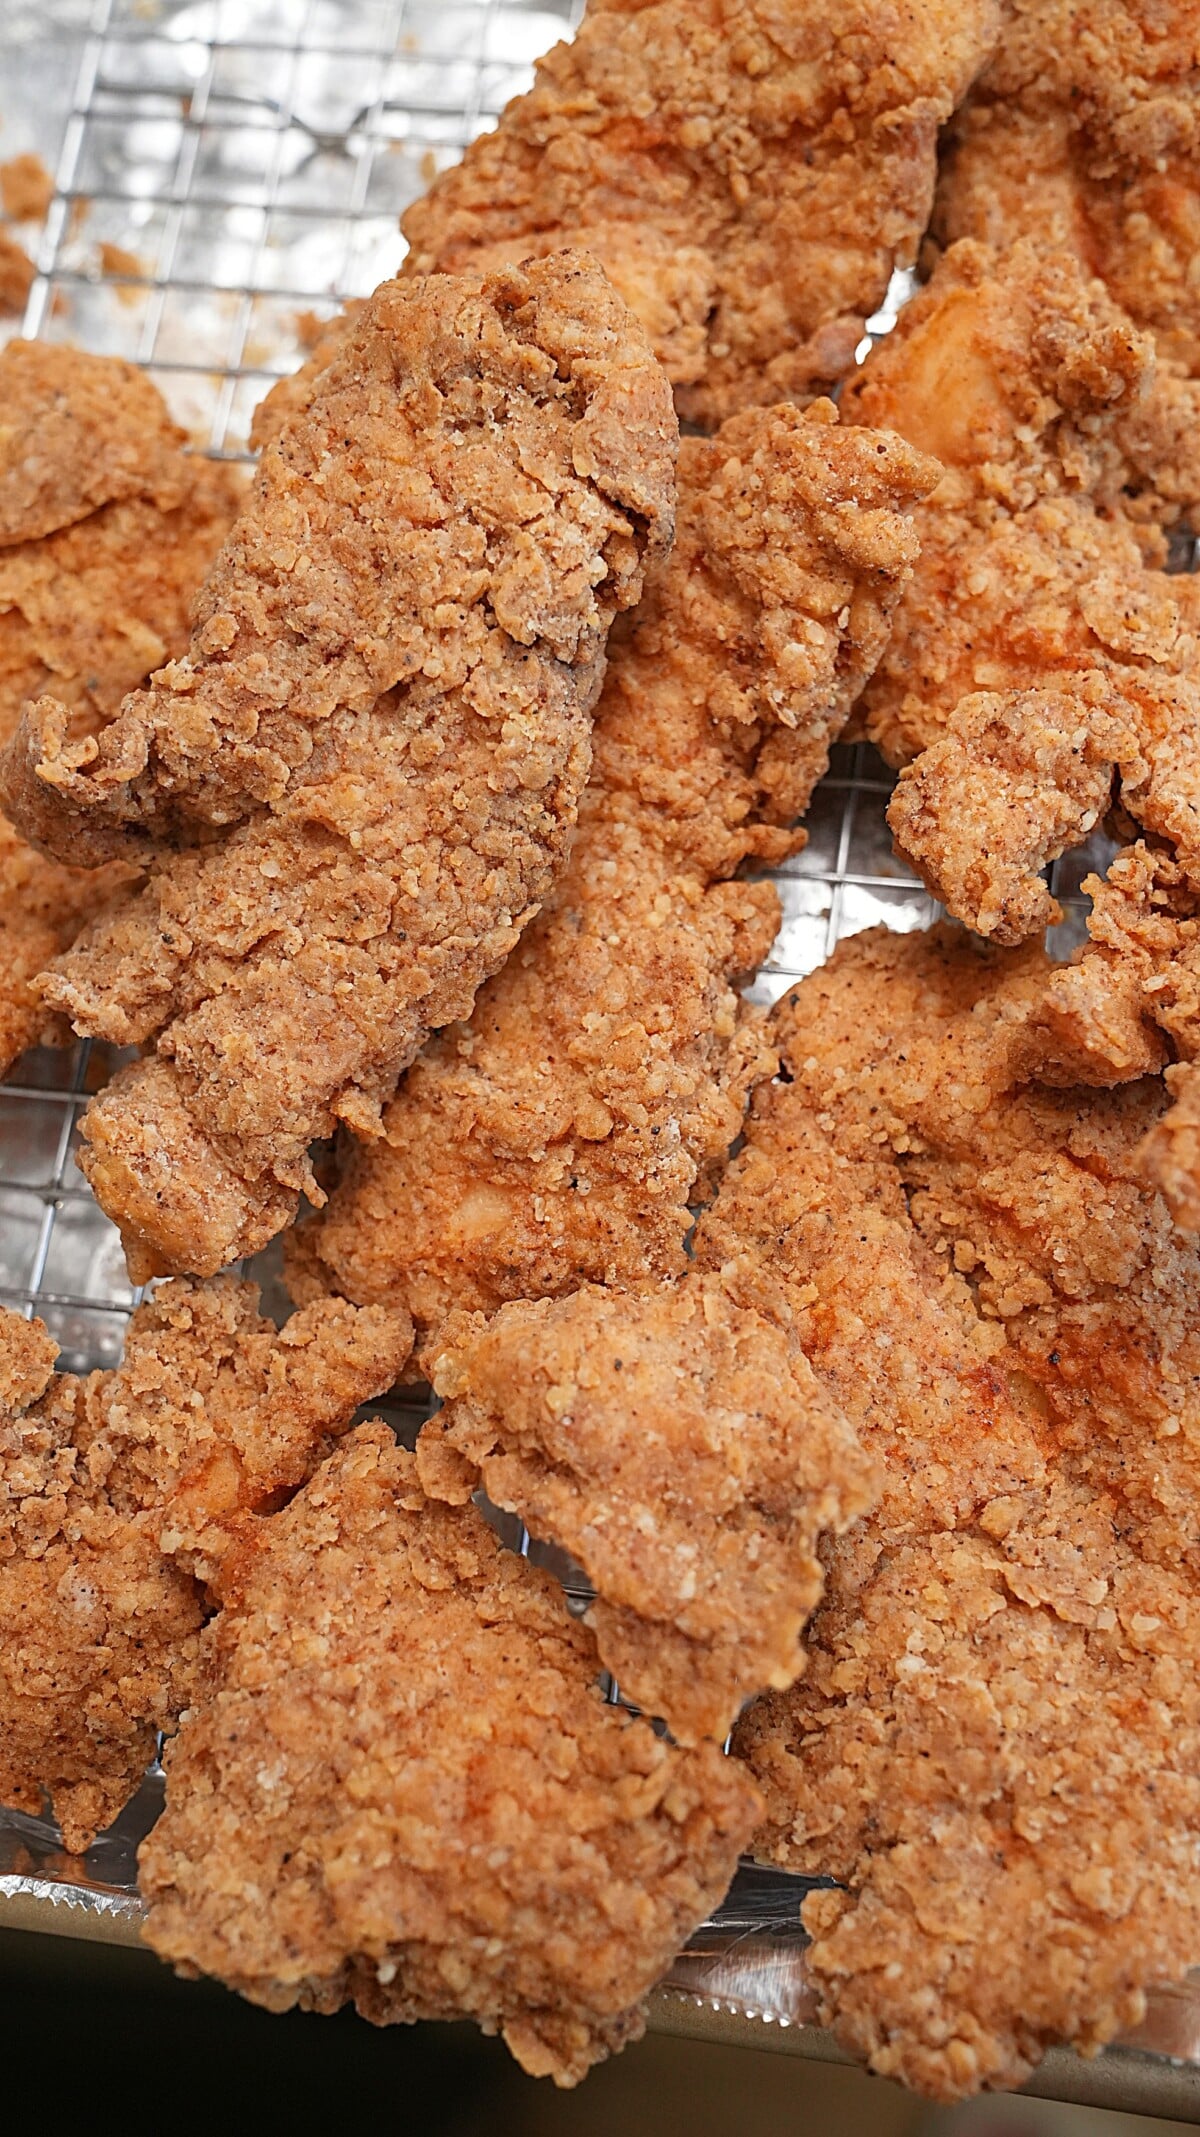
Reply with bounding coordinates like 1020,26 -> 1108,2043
714,926 -> 1200,2100
140,1423 -> 760,2084
1016,839 -> 1200,1223
5,259 -> 676,1282
1136,1059 -> 1200,1227
887,680 -> 1131,944
841,239 -> 1200,939
0,362 -> 241,1077
8,260 -> 675,860
0,1281 -> 410,1854
1024,841 -> 1198,1087
421,1276 -> 875,1745
248,305 -> 362,453
0,340 -> 189,544
0,817 -> 128,1070
934,2 -> 1200,400
286,847 -> 779,1343
0,462 -> 243,752
400,0 -> 1001,428
286,403 -> 935,1351
930,10 -> 1200,533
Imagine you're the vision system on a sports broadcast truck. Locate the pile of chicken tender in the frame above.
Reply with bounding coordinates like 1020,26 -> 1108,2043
1,0 -> 1198,2102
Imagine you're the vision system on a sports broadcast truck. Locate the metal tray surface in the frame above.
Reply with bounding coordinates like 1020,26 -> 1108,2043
0,2 -> 1198,2117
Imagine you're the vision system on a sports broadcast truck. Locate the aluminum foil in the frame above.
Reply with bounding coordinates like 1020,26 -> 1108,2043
0,2 -> 1197,2114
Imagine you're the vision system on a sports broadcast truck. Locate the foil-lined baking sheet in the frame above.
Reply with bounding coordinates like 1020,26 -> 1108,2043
0,2 -> 1198,2116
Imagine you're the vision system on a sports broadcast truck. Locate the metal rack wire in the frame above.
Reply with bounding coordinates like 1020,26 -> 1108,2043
0,3 -> 1195,2115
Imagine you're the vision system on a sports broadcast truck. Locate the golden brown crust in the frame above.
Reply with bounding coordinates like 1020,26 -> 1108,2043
1136,1058 -> 1200,1226
0,461 -> 244,756
247,306 -> 361,452
401,0 -> 1001,427
0,365 -> 242,1079
0,816 -> 132,1070
934,1 -> 1200,405
0,1282 -> 410,1852
1024,842 -> 1199,1088
9,260 -> 675,858
886,680 -> 1131,945
286,855 -> 779,1338
11,258 -> 676,1280
140,1424 -> 760,2085
841,238 -> 1200,936
0,465 -> 245,1054
714,926 -> 1200,2099
0,340 -> 189,544
287,404 -> 935,1348
1018,839 -> 1200,1224
421,1275 -> 876,1745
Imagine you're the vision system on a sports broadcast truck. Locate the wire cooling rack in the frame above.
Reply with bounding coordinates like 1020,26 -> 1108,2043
0,3 -> 1197,2119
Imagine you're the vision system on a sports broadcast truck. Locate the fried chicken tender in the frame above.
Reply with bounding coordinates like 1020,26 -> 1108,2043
842,238 -> 1200,940
715,926 -> 1200,2099
0,1281 -> 411,1854
287,402 -> 935,1353
9,260 -> 674,860
399,0 -> 1002,429
934,0 -> 1200,520
0,340 -> 192,545
0,351 -> 242,1074
140,1422 -> 760,2085
420,1277 -> 875,1746
289,849 -> 779,1344
4,258 -> 675,1282
0,465 -> 243,759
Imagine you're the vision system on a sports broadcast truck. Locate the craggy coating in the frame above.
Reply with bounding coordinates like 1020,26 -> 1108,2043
0,1282 -> 411,1854
0,340 -> 190,545
842,239 -> 1200,940
1137,1059 -> 1200,1227
9,259 -> 675,859
289,850 -> 778,1346
0,817 -> 131,1070
1019,839 -> 1200,1223
400,0 -> 1002,428
0,466 -> 244,762
717,926 -> 1200,2099
13,258 -> 676,1281
140,1424 -> 760,2084
0,364 -> 241,1075
934,0 -> 1200,521
247,305 -> 363,453
1025,841 -> 1199,1088
422,1277 -> 876,1745
288,403 -> 935,1352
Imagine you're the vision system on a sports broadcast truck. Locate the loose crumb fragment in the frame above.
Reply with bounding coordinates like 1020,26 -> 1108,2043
0,229 -> 34,316
0,152 -> 53,223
